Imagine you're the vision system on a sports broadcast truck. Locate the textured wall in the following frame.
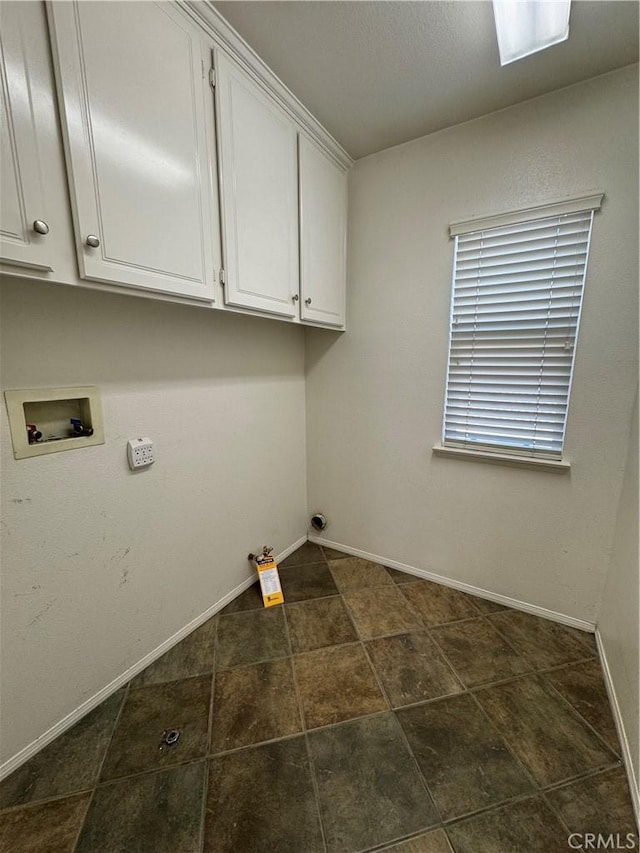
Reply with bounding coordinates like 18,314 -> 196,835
306,66 -> 639,623
598,390 -> 639,804
0,278 -> 307,764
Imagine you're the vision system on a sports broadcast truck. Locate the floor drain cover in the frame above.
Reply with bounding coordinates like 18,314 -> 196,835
160,729 -> 181,748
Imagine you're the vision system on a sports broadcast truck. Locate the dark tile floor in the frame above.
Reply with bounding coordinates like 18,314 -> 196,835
1,542 -> 637,852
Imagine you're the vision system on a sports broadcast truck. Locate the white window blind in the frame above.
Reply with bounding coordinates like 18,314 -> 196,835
443,198 -> 600,459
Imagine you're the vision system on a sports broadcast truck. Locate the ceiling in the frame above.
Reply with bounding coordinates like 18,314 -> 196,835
212,1 -> 639,159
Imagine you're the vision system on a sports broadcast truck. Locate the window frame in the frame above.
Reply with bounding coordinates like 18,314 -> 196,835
436,194 -> 603,469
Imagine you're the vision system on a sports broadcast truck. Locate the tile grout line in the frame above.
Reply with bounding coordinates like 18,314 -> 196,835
539,783 -> 604,845
541,762 -> 633,795
462,654 -> 601,696
360,826 -> 456,853
422,625 -> 483,692
199,615 -> 220,853
334,564 -> 449,843
440,789 -> 559,835
465,689 -> 551,820
442,790 -> 552,830
305,557 -> 446,850
206,709 -> 397,760
127,667 -> 217,691
282,597 -> 330,853
484,612 -> 597,675
388,702 -> 448,832
537,669 -> 624,760
465,685 -> 613,838
0,788 -> 95,817
475,613 -> 529,665
88,755 -> 214,790
280,599 -> 308,737
71,680 -> 132,852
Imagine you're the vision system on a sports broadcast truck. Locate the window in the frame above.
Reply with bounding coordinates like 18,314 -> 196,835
442,195 -> 602,461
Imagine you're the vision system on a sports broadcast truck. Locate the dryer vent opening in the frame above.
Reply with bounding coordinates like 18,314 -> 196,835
310,513 -> 327,532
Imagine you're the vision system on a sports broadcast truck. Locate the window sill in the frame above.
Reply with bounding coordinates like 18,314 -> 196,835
432,444 -> 571,473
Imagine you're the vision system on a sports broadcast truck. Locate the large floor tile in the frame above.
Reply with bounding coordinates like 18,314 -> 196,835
76,762 -> 205,853
488,611 -> 596,670
0,793 -> 91,853
211,658 -> 302,752
399,580 -> 480,626
430,618 -> 531,688
365,631 -> 462,707
343,586 -> 423,640
397,693 -> 533,821
131,618 -> 217,688
219,581 -> 263,615
279,562 -> 339,602
286,596 -> 358,653
294,643 -> 387,729
544,659 -> 620,753
308,713 -> 439,853
100,677 -> 211,780
476,675 -> 616,787
380,829 -> 454,852
328,557 -> 394,591
546,767 -> 639,841
216,607 -> 289,669
446,796 -> 569,853
204,736 -> 324,853
0,691 -> 124,808
279,542 -> 326,567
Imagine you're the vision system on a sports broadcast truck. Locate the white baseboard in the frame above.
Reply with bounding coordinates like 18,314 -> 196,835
0,535 -> 307,782
595,629 -> 640,828
309,535 -> 596,633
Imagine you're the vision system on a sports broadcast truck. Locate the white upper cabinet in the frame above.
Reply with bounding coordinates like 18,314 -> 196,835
0,2 -> 66,272
47,1 -> 218,301
299,135 -> 347,328
215,50 -> 299,318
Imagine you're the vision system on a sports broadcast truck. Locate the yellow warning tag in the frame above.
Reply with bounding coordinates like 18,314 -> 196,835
255,557 -> 284,607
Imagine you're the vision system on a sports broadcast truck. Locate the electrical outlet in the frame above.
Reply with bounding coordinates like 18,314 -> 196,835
127,437 -> 155,470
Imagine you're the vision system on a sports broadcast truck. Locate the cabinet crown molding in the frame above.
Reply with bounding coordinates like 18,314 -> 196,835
182,0 -> 353,171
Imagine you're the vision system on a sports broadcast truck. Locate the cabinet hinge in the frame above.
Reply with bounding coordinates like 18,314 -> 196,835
208,67 -> 216,90
219,267 -> 225,285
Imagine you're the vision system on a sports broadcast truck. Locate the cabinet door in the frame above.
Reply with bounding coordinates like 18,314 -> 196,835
47,1 -> 217,300
299,135 -> 347,328
1,2 -> 59,271
215,51 -> 298,318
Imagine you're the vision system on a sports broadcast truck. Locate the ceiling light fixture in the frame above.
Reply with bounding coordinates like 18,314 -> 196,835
492,0 -> 571,66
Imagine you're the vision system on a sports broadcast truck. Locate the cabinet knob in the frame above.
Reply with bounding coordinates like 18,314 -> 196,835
305,297 -> 312,305
292,294 -> 299,302
33,219 -> 49,235
86,235 -> 100,248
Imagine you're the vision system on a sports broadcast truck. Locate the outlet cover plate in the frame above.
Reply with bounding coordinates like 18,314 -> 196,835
127,437 -> 155,470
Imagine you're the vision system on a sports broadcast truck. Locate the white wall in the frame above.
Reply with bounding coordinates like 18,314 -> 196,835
598,389 -> 639,809
306,66 -> 639,624
0,277 -> 307,765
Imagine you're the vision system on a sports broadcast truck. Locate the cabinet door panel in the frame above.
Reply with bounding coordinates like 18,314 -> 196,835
47,1 -> 216,300
215,51 -> 298,318
0,2 -> 58,271
299,135 -> 347,328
